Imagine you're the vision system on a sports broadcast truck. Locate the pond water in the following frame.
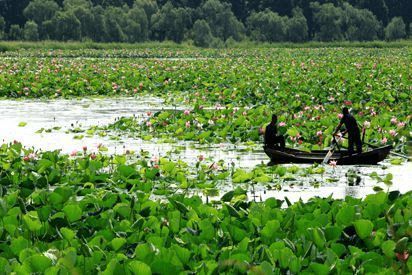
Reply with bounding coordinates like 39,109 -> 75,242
1,97 -> 410,204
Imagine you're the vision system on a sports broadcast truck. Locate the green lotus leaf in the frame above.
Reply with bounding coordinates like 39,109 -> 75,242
354,219 -> 374,239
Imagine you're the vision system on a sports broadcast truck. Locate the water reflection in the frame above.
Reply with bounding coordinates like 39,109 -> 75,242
0,97 -> 410,204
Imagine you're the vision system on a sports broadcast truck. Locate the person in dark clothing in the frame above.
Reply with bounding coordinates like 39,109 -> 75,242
334,107 -> 362,155
264,114 -> 285,151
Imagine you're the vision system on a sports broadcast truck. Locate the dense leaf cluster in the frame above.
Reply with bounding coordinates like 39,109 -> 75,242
0,143 -> 411,273
0,0 -> 411,45
0,48 -> 410,150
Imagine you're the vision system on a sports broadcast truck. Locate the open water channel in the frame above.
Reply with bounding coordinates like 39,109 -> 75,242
1,97 -> 410,204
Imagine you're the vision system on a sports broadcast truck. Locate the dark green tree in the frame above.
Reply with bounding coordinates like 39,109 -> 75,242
192,19 -> 213,47
247,9 -> 286,42
51,11 -> 81,41
72,6 -> 95,40
384,17 -> 406,40
90,5 -> 106,41
200,0 -> 244,41
8,24 -> 23,40
286,8 -> 308,42
343,3 -> 380,41
150,2 -> 191,43
0,0 -> 30,27
63,0 -> 93,10
23,20 -> 39,40
311,2 -> 345,41
0,16 -> 5,40
103,6 -> 127,42
134,0 -> 158,23
23,0 -> 60,25
125,6 -> 149,42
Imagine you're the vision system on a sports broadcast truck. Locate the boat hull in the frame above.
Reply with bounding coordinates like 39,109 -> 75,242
264,145 -> 392,165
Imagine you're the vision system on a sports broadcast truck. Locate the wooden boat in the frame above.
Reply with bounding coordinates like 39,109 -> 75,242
264,145 -> 392,165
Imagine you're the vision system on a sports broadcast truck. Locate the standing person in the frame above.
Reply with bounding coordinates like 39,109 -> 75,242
334,107 -> 362,155
264,114 -> 285,151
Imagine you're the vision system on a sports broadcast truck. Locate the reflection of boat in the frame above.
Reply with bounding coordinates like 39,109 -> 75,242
264,145 -> 392,165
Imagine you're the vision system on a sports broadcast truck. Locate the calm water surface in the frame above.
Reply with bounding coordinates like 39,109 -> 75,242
1,98 -> 410,204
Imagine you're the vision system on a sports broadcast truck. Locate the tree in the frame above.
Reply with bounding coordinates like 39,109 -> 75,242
247,9 -> 286,42
125,6 -> 149,42
51,11 -> 81,41
410,23 -> 412,38
349,0 -> 388,25
0,16 -> 5,40
200,0 -> 244,41
192,19 -> 213,47
150,2 -> 191,43
0,0 -> 30,27
63,0 -> 93,10
311,2 -> 345,41
9,24 -> 23,40
23,0 -> 60,25
343,3 -> 380,41
91,5 -> 106,41
72,6 -> 95,40
134,0 -> 158,26
384,17 -> 406,40
286,8 -> 308,42
103,6 -> 127,42
23,20 -> 39,41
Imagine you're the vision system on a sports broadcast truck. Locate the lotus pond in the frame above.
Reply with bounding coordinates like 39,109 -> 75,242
0,47 -> 411,274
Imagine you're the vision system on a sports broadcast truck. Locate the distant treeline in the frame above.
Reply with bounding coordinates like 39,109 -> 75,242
0,0 -> 411,47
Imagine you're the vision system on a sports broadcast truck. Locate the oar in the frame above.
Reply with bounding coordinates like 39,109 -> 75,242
322,135 -> 341,164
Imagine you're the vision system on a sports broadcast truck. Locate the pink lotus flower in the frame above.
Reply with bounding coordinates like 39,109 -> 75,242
151,156 -> 159,164
198,155 -> 205,161
184,110 -> 190,115
210,163 -> 218,170
316,130 -> 323,137
371,111 -> 377,116
23,156 -> 30,162
146,111 -> 152,117
70,150 -> 78,157
344,100 -> 352,106
329,160 -> 337,167
90,153 -> 97,160
28,153 -> 36,159
279,122 -> 286,127
363,121 -> 371,128
242,111 -> 247,116
304,106 -> 310,111
185,121 -> 190,128
396,251 -> 409,262
397,122 -> 405,128
146,121 -> 152,127
389,130 -> 397,137
381,137 -> 388,144
82,146 -> 87,151
390,117 -> 397,124
338,114 -> 344,119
